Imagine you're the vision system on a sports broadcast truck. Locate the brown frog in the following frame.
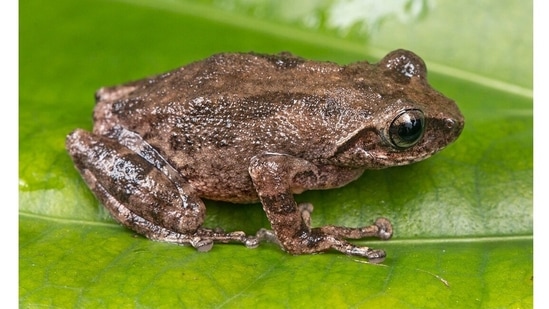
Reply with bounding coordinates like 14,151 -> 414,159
66,50 -> 464,263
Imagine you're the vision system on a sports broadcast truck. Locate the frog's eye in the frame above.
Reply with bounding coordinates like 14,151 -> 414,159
389,109 -> 425,149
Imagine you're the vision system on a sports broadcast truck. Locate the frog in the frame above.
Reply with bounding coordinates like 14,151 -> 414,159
66,49 -> 464,263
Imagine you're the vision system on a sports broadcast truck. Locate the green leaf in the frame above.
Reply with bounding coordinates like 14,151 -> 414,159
20,0 -> 532,307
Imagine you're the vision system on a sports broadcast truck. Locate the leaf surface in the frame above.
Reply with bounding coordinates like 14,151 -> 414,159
19,0 -> 532,307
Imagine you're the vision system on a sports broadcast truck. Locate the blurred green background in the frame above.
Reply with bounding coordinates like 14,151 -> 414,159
20,0 -> 532,307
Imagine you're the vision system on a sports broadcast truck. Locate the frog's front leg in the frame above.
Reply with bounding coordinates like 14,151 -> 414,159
66,128 -> 258,251
249,153 -> 392,263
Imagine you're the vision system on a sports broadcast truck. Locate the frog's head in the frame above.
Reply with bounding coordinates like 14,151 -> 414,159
335,49 -> 464,169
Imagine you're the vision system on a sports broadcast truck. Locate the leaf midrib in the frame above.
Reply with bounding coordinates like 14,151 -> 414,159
19,211 -> 532,245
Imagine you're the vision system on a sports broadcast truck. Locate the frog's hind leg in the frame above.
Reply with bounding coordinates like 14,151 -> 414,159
83,171 -> 255,252
66,128 -> 258,251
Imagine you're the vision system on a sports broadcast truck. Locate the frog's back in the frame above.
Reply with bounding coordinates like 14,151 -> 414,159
94,53 -> 373,159
92,53 -> 376,202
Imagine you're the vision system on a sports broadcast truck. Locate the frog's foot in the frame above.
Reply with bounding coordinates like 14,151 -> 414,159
297,202 -> 391,261
277,227 -> 388,263
322,235 -> 387,263
189,228 -> 282,251
317,219 -> 392,263
187,228 -> 261,252
142,226 -> 262,252
298,203 -> 392,241
319,217 -> 393,240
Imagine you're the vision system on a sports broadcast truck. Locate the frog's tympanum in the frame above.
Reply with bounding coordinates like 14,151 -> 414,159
66,50 -> 464,262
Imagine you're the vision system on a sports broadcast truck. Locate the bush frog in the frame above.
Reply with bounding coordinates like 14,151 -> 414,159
66,50 -> 464,263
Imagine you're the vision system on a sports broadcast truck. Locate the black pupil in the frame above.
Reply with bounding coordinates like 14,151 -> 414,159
398,117 -> 422,141
389,109 -> 425,149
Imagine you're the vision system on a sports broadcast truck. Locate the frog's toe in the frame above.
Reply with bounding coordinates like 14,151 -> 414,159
348,246 -> 386,263
375,217 -> 393,240
365,249 -> 387,264
255,228 -> 280,245
191,238 -> 214,252
244,236 -> 260,249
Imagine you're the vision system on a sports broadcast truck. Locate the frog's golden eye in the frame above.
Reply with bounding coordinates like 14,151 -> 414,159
389,109 -> 425,149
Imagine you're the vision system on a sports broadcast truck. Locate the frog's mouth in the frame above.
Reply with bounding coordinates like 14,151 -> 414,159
369,147 -> 441,168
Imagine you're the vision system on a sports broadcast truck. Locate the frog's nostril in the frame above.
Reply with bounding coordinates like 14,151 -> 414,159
443,118 -> 464,134
444,118 -> 456,130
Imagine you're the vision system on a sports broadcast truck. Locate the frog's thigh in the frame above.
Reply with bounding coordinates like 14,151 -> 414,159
66,129 -> 205,235
249,153 -> 387,262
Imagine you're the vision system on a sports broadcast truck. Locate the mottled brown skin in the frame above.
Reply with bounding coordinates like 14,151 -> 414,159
66,50 -> 464,262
